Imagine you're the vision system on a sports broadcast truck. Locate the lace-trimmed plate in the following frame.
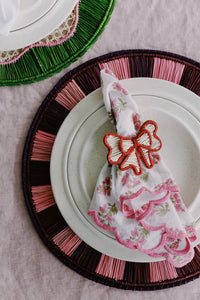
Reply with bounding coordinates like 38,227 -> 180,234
0,0 -> 116,86
0,4 -> 79,65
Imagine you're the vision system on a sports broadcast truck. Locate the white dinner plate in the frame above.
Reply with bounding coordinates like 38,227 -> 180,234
50,78 -> 200,262
0,0 -> 77,51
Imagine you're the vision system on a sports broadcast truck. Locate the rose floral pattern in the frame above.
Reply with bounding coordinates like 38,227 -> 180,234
97,203 -> 118,227
110,97 -> 127,119
128,223 -> 150,246
88,70 -> 197,268
121,172 -> 140,188
112,82 -> 128,95
171,193 -> 186,212
97,176 -> 112,196
132,113 -> 142,131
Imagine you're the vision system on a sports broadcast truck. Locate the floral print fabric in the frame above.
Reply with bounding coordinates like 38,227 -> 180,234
88,70 -> 197,267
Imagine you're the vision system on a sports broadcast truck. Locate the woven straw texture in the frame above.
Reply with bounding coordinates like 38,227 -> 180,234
22,50 -> 200,291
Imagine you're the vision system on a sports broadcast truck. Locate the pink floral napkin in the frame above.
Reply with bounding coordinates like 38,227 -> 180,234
88,69 -> 197,267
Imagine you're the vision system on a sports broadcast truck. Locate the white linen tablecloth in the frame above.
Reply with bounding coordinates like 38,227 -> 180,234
0,0 -> 200,299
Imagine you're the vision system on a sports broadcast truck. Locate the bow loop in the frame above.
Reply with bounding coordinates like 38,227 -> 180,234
104,120 -> 162,175
137,130 -> 152,148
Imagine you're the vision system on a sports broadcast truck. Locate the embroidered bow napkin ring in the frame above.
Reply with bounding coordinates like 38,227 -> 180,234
104,120 -> 162,175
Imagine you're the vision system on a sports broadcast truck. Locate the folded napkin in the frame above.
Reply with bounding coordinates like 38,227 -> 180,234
88,69 -> 197,267
0,0 -> 20,36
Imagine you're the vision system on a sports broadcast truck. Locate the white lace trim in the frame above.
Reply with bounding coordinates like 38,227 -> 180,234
0,7 -> 77,63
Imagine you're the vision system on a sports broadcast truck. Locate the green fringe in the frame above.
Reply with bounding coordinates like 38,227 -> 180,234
0,0 -> 116,86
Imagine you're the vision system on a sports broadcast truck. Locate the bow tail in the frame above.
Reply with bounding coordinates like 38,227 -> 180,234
139,147 -> 153,169
104,133 -> 124,165
120,148 -> 142,175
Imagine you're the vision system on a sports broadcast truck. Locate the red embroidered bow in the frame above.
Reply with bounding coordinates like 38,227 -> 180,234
104,120 -> 162,175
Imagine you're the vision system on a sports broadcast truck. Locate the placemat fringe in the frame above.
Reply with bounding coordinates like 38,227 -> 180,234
0,0 -> 116,86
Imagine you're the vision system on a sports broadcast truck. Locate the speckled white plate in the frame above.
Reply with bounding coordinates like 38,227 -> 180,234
0,0 -> 77,51
50,78 -> 200,262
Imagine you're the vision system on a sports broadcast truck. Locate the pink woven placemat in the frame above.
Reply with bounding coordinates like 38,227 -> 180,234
22,50 -> 200,290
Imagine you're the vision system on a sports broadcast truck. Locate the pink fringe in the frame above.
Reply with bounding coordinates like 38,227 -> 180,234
32,185 -> 55,213
31,130 -> 56,161
99,57 -> 131,80
196,244 -> 200,251
55,79 -> 85,110
149,260 -> 178,282
0,2 -> 79,66
153,58 -> 185,84
52,227 -> 82,256
95,254 -> 125,280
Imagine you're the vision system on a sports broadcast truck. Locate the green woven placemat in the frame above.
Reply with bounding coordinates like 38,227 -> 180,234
0,0 -> 115,86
